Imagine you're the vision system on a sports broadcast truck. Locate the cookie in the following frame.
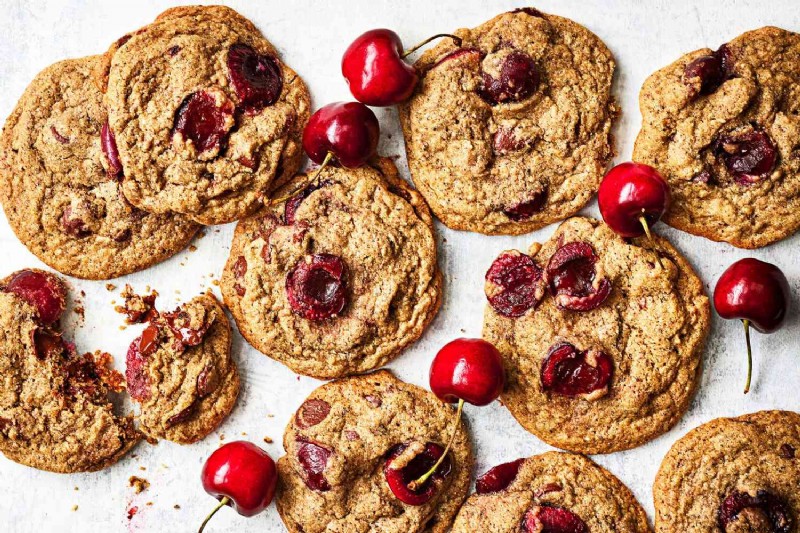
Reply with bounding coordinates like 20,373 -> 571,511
275,370 -> 473,533
452,452 -> 651,532
654,410 -> 800,532
104,5 -> 311,225
399,7 -> 618,235
0,269 -> 139,472
0,56 -> 198,280
483,217 -> 710,453
125,292 -> 238,444
221,158 -> 442,379
633,27 -> 800,248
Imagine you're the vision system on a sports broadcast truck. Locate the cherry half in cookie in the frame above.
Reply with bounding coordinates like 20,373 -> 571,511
713,258 -> 790,393
718,490 -> 792,533
227,44 -> 283,113
683,44 -> 733,96
384,442 -> 452,505
478,51 -> 540,105
541,342 -> 613,400
503,188 -> 548,222
172,90 -> 235,156
598,162 -> 670,239
545,241 -> 612,312
714,129 -> 777,185
296,438 -> 332,492
485,250 -> 545,317
285,254 -> 348,321
101,121 -> 123,178
475,458 -> 525,494
2,269 -> 66,324
522,506 -> 588,533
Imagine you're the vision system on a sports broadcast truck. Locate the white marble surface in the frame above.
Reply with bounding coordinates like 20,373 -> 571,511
1,1 -> 799,531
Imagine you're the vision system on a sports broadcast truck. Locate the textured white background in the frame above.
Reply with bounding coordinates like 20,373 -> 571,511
1,1 -> 799,531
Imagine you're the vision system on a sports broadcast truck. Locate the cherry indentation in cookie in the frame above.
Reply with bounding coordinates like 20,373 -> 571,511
485,251 -> 545,317
286,254 -> 348,321
503,189 -> 547,221
163,308 -> 212,347
125,325 -> 160,401
227,43 -> 283,112
196,365 -> 219,398
433,47 -> 483,68
3,270 -> 66,324
34,329 -> 68,360
296,438 -> 332,492
545,241 -> 611,311
384,442 -> 452,506
101,121 -> 123,178
683,44 -> 734,96
50,126 -> 70,144
540,342 -> 613,399
718,490 -> 792,533
173,91 -> 234,154
715,129 -> 777,185
295,399 -> 331,429
475,458 -> 525,494
478,51 -> 540,105
493,127 -> 528,155
284,179 -> 332,225
523,505 -> 588,533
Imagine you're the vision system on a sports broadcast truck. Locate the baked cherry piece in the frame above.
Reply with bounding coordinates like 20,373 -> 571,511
283,179 -> 332,225
598,162 -> 670,238
125,325 -> 159,401
546,242 -> 612,311
285,254 -> 348,321
522,506 -> 588,533
3,269 -> 66,324
227,44 -> 283,113
198,441 -> 278,532
384,442 -> 451,505
172,91 -> 235,155
475,458 -> 525,494
296,438 -> 332,492
718,490 -> 792,533
485,251 -> 545,317
715,129 -> 777,185
478,51 -> 540,105
713,258 -> 790,393
541,342 -> 613,399
683,44 -> 733,96
101,121 -> 123,178
342,29 -> 461,106
503,189 -> 548,221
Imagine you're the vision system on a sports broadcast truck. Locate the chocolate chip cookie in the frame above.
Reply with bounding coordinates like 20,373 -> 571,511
104,5 -> 310,225
654,410 -> 800,532
0,56 -> 198,279
399,8 -> 618,235
221,158 -> 442,379
276,370 -> 473,533
0,269 -> 139,472
125,292 -> 238,444
452,452 -> 651,532
483,217 -> 710,453
634,27 -> 800,248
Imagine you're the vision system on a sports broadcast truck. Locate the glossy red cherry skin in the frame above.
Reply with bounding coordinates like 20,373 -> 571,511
429,338 -> 505,406
714,258 -> 790,333
598,162 -> 671,238
342,29 -> 418,107
302,102 -> 380,168
201,441 -> 278,517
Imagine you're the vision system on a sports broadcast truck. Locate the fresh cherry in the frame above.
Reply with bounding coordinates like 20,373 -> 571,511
199,441 -> 278,532
718,490 -> 792,533
226,44 -> 283,113
540,342 -> 614,399
485,251 -> 545,317
714,258 -> 790,393
478,51 -> 540,105
475,458 -> 525,494
522,506 -> 588,533
598,162 -> 671,238
384,442 -> 451,505
285,253 -> 348,321
302,102 -> 379,169
715,129 -> 777,184
342,29 -> 461,106
3,269 -> 66,324
545,241 -> 612,312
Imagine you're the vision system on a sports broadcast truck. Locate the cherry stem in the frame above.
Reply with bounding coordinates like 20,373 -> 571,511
401,34 -> 463,59
198,496 -> 230,533
639,215 -> 653,240
408,398 -> 463,491
743,319 -> 752,394
270,151 -> 334,206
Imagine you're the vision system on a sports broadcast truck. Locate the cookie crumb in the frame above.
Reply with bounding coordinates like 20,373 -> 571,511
212,279 -> 220,287
189,245 -> 198,252
219,433 -> 225,441
139,466 -> 146,471
106,283 -> 117,291
263,436 -> 273,443
241,432 -> 247,436
127,506 -> 138,520
74,486 -> 79,491
116,285 -> 158,324
128,476 -> 150,494
72,505 -> 78,512
174,504 -> 181,510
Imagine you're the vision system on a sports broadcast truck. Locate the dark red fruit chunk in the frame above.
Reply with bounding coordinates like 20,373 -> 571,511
503,189 -> 547,221
541,342 -> 613,398
50,126 -> 69,144
284,179 -> 332,224
60,206 -> 91,238
166,401 -> 197,427
715,129 -> 777,184
196,365 -> 219,398
173,91 -> 234,153
286,254 -> 348,321
227,44 -> 283,112
384,442 -> 452,506
101,121 -> 123,178
523,506 -> 588,533
295,399 -> 331,429
296,438 -> 331,492
512,7 -> 544,17
478,51 -> 539,105
34,330 -> 68,360
684,44 -> 733,96
475,458 -> 525,494
125,326 -> 159,401
493,127 -> 527,154
546,241 -> 611,311
163,308 -> 211,347
718,490 -> 792,533
485,251 -> 545,317
4,270 -> 66,324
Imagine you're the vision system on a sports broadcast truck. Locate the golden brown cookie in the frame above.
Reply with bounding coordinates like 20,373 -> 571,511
483,217 -> 710,453
221,158 -> 442,379
452,452 -> 651,532
276,370 -> 473,533
399,7 -> 618,235
654,410 -> 800,532
634,27 -> 800,248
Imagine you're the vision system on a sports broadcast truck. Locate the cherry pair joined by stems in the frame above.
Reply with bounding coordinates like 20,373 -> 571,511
598,162 -> 671,239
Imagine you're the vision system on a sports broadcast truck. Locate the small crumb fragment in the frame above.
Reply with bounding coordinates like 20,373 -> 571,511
72,505 -> 78,512
263,436 -> 273,444
189,245 -> 197,252
219,433 -> 226,441
106,283 -> 117,291
241,432 -> 247,436
267,414 -> 274,418
74,486 -> 79,491
212,279 -> 220,287
174,504 -> 181,510
116,285 -> 158,324
146,502 -> 153,507
139,466 -> 146,471
129,476 -> 150,494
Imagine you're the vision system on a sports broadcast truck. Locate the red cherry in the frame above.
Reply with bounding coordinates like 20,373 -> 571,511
285,253 -> 348,321
172,91 -> 235,154
3,269 -> 66,324
226,44 -> 283,113
545,241 -> 612,312
523,506 -> 588,533
429,338 -> 505,406
713,258 -> 791,393
101,121 -> 123,178
383,442 -> 452,505
296,438 -> 332,492
598,162 -> 671,238
199,441 -> 278,532
714,129 -> 777,185
485,250 -> 545,318
302,102 -> 379,169
475,458 -> 525,494
540,342 -> 614,399
718,490 -> 792,532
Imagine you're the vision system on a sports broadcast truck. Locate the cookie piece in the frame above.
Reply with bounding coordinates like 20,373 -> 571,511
655,410 -> 800,532
0,56 -> 198,279
125,293 -> 238,444
483,217 -> 710,453
221,158 -> 442,379
634,27 -> 800,248
104,5 -> 310,225
452,452 -> 650,532
276,370 -> 473,533
0,269 -> 139,472
399,8 -> 617,235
